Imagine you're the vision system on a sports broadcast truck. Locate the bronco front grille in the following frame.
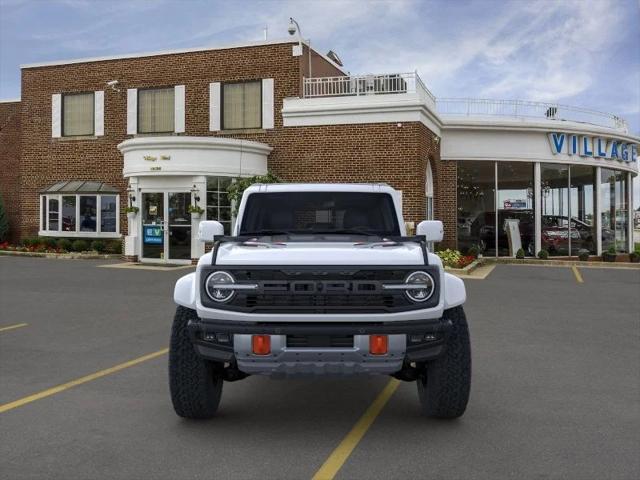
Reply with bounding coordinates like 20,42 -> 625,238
199,266 -> 440,313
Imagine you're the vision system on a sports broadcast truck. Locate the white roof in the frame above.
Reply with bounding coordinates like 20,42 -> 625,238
244,183 -> 396,194
20,38 -> 345,73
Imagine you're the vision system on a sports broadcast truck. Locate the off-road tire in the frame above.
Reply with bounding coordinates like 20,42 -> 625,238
169,306 -> 223,419
417,306 -> 471,418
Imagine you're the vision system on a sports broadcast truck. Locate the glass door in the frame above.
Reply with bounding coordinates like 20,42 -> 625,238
141,192 -> 165,260
167,192 -> 191,261
141,191 -> 192,263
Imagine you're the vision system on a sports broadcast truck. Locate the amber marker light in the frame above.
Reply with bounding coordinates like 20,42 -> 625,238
252,335 -> 271,355
369,335 -> 388,355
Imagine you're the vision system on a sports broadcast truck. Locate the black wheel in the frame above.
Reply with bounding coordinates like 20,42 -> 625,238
417,306 -> 471,419
169,306 -> 223,419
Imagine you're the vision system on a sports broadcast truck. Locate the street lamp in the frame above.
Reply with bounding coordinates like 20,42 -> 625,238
288,17 -> 312,80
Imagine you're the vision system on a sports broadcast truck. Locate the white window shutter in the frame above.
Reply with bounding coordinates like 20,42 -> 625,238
127,88 -> 137,135
51,94 -> 62,138
209,82 -> 221,131
262,78 -> 274,129
94,91 -> 104,136
174,85 -> 185,133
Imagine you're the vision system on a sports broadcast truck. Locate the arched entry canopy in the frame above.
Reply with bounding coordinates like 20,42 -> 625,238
117,136 -> 271,263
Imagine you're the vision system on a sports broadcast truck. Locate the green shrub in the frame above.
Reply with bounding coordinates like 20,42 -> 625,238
607,245 -> 616,254
577,249 -> 589,261
21,237 -> 37,247
515,248 -> 525,259
106,240 -> 122,254
57,238 -> 72,252
436,249 -> 462,268
537,249 -> 549,260
41,237 -> 58,249
71,239 -> 89,252
90,240 -> 106,253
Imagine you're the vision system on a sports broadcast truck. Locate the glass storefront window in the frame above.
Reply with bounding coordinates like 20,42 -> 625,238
79,196 -> 97,232
206,177 -> 233,235
569,166 -> 596,255
601,169 -> 629,253
40,193 -> 118,236
541,164 -> 570,256
48,197 -> 59,231
62,196 -> 76,232
497,162 -> 535,256
457,161 -> 496,256
101,195 -> 117,233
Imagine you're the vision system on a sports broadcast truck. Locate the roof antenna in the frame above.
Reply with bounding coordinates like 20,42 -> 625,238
263,25 -> 268,41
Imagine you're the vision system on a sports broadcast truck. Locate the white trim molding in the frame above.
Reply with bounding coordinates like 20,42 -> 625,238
282,93 -> 442,136
118,136 -> 271,178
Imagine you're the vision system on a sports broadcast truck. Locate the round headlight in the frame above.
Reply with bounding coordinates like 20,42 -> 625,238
205,271 -> 235,303
404,271 -> 435,303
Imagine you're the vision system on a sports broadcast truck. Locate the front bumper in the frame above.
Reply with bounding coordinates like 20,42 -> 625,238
188,317 -> 451,377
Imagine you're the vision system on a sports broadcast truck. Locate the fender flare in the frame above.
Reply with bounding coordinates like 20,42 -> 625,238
443,272 -> 466,309
174,272 -> 197,309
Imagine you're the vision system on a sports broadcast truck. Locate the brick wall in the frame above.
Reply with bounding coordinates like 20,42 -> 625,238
0,101 -> 21,242
15,41 -> 446,244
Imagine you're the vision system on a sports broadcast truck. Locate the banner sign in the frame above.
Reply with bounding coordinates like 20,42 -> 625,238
143,226 -> 163,245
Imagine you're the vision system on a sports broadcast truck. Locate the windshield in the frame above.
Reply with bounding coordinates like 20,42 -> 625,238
239,191 -> 401,236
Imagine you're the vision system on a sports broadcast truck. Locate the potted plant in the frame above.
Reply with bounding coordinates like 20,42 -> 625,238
188,205 -> 204,219
577,249 -> 590,262
602,245 -> 617,262
629,246 -> 640,263
125,206 -> 139,221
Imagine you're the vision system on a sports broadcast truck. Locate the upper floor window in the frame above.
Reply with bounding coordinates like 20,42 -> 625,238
222,81 -> 261,130
63,92 -> 94,136
138,87 -> 175,133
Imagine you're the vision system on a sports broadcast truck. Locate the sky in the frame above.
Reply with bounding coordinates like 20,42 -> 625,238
0,0 -> 639,205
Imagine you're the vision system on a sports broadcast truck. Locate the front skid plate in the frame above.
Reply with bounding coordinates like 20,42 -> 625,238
234,334 -> 405,377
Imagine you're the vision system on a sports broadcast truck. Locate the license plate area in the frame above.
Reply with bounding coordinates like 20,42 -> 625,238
286,335 -> 354,348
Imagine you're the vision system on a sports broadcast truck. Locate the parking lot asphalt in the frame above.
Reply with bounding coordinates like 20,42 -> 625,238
1,257 -> 639,480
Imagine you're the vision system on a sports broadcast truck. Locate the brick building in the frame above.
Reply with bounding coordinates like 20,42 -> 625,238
0,38 -> 638,262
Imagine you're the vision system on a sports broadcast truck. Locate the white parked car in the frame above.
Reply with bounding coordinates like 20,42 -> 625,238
170,183 -> 471,419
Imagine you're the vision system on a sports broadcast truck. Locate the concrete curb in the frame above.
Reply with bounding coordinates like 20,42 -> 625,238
0,250 -> 121,260
483,257 -> 640,269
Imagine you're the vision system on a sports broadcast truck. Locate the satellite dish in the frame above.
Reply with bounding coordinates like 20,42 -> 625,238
326,50 -> 343,67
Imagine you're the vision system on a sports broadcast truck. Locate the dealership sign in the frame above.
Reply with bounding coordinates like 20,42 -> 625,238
548,133 -> 638,163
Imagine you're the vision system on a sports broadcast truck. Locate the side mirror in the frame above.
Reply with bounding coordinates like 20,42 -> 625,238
416,220 -> 443,243
198,221 -> 225,242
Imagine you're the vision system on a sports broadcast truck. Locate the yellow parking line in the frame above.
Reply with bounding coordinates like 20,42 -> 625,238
571,265 -> 584,283
312,379 -> 400,480
0,348 -> 168,414
0,323 -> 28,333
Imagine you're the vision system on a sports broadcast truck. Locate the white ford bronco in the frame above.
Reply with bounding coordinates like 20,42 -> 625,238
170,183 -> 471,419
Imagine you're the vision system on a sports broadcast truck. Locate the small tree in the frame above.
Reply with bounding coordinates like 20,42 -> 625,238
0,195 -> 9,242
227,172 -> 281,215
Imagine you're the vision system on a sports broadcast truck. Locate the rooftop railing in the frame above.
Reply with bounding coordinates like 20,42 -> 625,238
303,72 -> 436,104
436,98 -> 628,132
302,73 -> 628,132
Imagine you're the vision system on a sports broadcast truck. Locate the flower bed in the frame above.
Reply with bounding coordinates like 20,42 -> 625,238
436,249 -> 477,269
0,237 -> 122,255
